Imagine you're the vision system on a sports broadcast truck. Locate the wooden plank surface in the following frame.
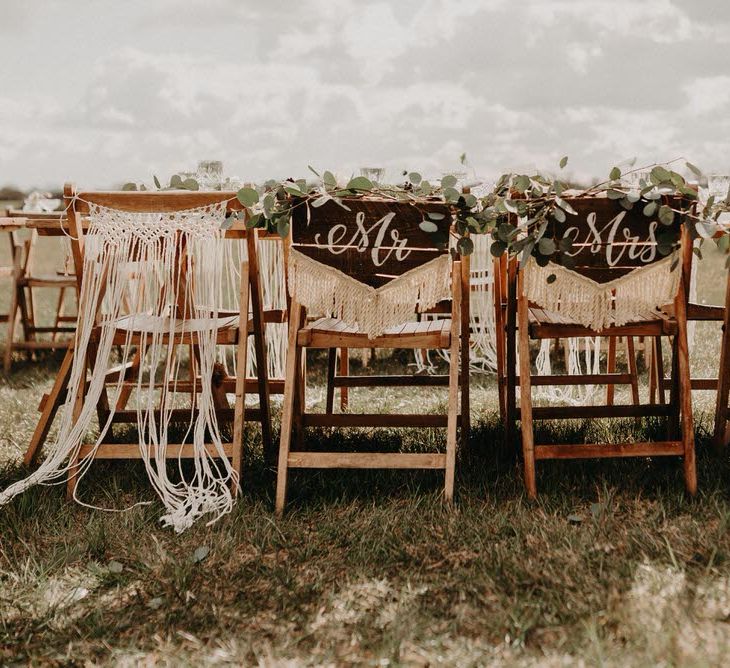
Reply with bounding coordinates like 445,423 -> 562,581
287,452 -> 446,469
534,441 -> 683,460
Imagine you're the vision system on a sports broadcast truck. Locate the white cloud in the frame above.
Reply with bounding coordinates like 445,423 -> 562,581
565,42 -> 603,75
0,0 -> 728,188
684,76 -> 730,115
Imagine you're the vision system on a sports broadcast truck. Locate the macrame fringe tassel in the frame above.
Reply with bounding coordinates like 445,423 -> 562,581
0,202 -> 235,533
288,249 -> 451,339
523,256 -> 681,331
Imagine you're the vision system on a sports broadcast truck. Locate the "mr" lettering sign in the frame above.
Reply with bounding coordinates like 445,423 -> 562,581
292,198 -> 452,288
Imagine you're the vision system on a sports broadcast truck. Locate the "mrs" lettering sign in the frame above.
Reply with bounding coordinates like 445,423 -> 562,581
543,196 -> 684,283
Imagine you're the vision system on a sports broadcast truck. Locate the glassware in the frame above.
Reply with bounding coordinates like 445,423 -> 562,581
359,167 -> 385,184
621,169 -> 651,191
708,174 -> 730,203
196,160 -> 224,190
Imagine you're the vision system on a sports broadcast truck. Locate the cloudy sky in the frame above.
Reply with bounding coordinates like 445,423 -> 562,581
1,0 -> 729,189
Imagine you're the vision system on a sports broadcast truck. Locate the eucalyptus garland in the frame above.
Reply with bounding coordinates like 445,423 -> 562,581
230,166 -> 482,257
123,160 -> 730,267
484,158 -> 730,271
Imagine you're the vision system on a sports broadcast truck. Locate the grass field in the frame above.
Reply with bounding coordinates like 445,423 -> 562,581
1,228 -> 730,666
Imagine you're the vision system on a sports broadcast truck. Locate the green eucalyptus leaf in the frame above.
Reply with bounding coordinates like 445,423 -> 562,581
650,165 -> 671,184
490,240 -> 507,257
443,187 -> 460,203
559,156 -> 568,169
121,182 -> 137,191
170,174 -> 183,188
717,233 -> 730,254
457,236 -> 474,255
513,175 -> 531,194
323,171 -> 337,188
419,220 -> 439,233
609,166 -> 621,180
658,205 -> 675,225
686,161 -> 703,178
276,218 -> 290,238
552,207 -> 566,223
246,213 -> 262,229
237,187 -> 259,207
153,175 -> 161,189
441,174 -> 457,189
427,211 -> 445,221
538,237 -> 556,256
643,201 -> 658,217
346,176 -> 373,191
409,172 -> 422,185
182,178 -> 199,191
497,223 -> 516,242
555,197 -> 577,215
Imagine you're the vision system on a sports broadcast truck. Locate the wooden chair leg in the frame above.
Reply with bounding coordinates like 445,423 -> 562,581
52,287 -> 66,342
232,261 -> 250,495
505,261 -> 517,449
460,257 -> 470,442
66,351 -> 89,500
713,275 -> 730,453
648,336 -> 657,404
517,275 -> 536,499
606,336 -> 617,405
626,336 -> 640,405
247,233 -> 274,467
445,261 -> 462,503
667,336 -> 681,440
19,236 -> 35,355
3,247 -> 22,373
275,302 -> 303,516
293,350 -> 307,443
24,346 -> 75,466
115,348 -> 143,411
339,347 -> 349,411
654,336 -> 666,405
492,257 -> 506,421
325,347 -> 337,414
674,286 -> 696,495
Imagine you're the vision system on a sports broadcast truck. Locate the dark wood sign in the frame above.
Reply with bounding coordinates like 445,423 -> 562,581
291,198 -> 452,288
543,195 -> 686,283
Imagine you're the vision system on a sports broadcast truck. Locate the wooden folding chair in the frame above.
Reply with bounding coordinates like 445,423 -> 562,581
23,185 -> 274,497
2,209 -> 77,371
275,198 -> 468,514
505,195 -> 696,497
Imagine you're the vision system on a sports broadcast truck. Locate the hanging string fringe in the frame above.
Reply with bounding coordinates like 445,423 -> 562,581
0,201 -> 235,532
523,256 -> 681,331
288,248 -> 451,339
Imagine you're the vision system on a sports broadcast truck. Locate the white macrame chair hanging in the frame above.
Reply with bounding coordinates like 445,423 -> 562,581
3,187 -> 274,532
